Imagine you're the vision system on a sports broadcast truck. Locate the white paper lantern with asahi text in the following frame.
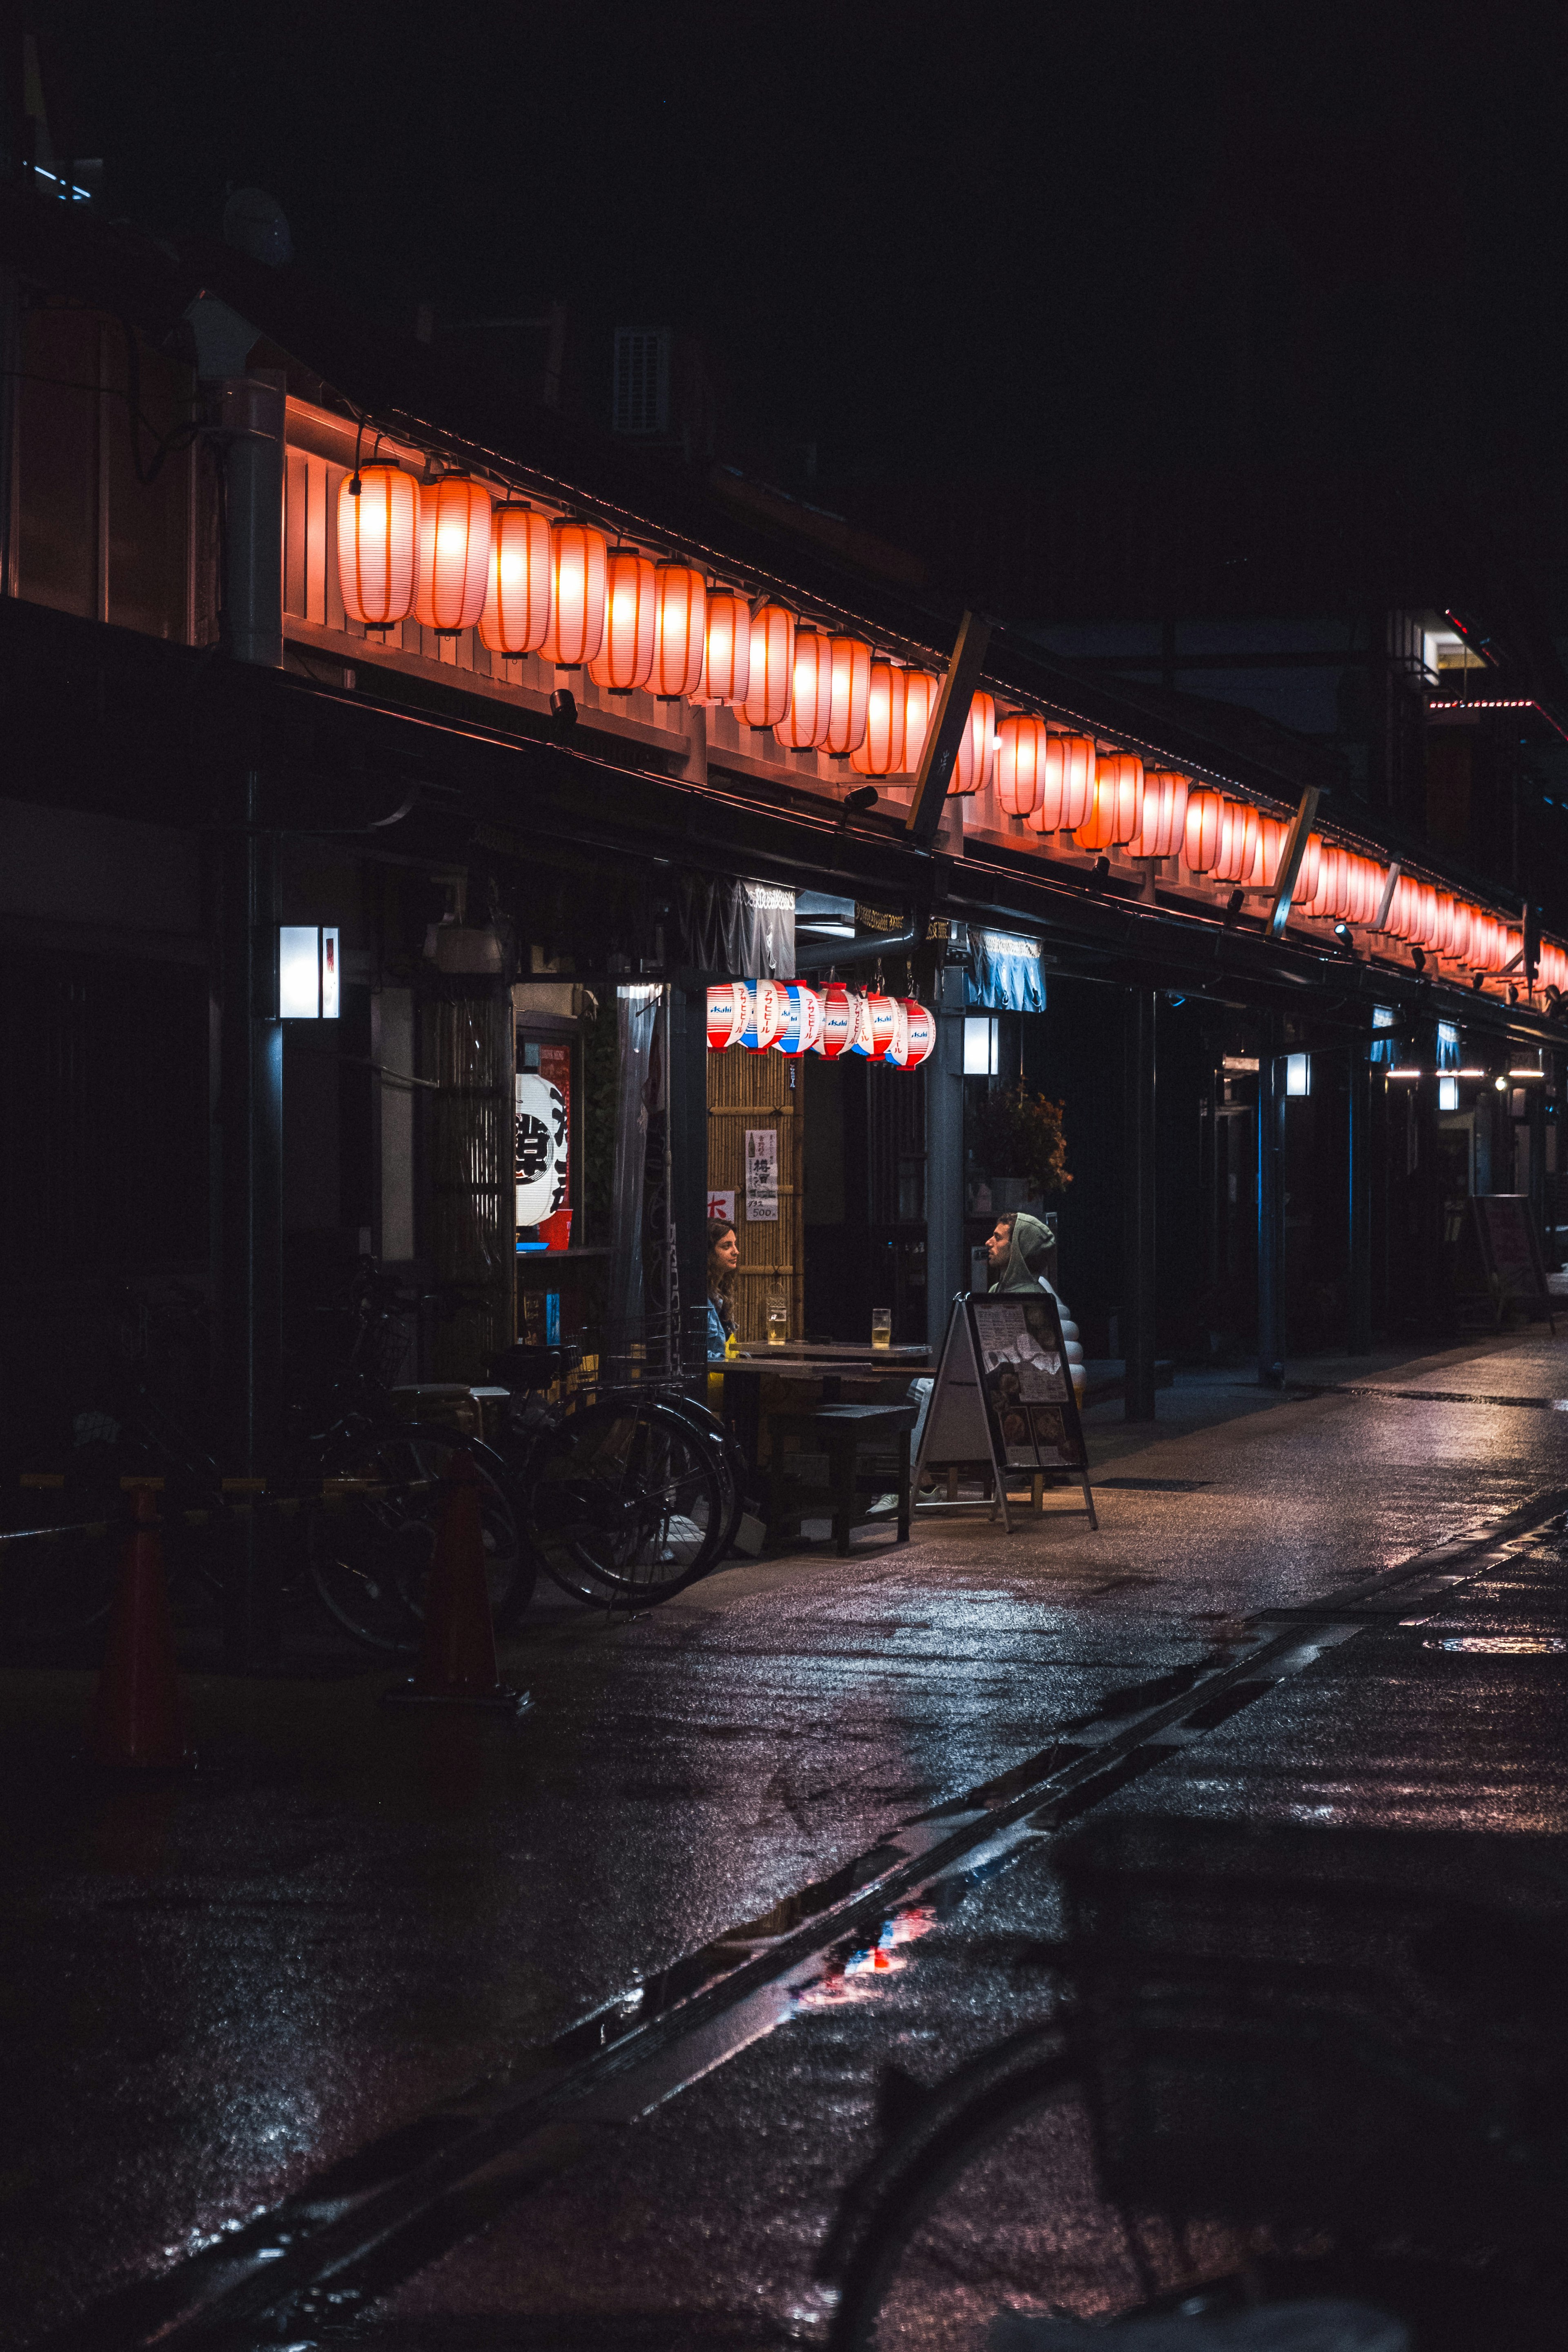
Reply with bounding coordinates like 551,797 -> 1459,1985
539,519 -> 608,666
706,982 -> 748,1050
414,475 -> 492,633
851,663 -> 906,777
1025,734 -> 1096,833
740,976 -> 784,1050
845,991 -> 877,1057
588,548 -> 657,691
948,692 -> 996,795
773,983 -> 824,1056
899,998 -> 936,1067
900,671 -> 941,774
815,980 -> 854,1058
824,635 -> 872,757
337,464 -> 420,627
743,601 -> 794,728
478,503 -> 552,656
698,590 -> 751,706
651,563 -> 706,698
775,627 -> 833,750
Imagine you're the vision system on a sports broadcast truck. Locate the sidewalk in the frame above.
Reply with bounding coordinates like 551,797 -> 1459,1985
4,1321 -> 1567,2345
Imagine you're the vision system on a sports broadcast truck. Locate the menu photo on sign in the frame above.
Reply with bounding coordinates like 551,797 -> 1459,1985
744,1127 -> 779,1223
971,1293 -> 1083,1470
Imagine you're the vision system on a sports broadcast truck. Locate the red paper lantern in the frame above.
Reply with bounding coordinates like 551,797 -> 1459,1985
861,992 -> 900,1061
816,980 -> 854,1059
650,563 -> 706,699
824,635 -> 872,757
414,474 -> 492,632
851,662 -> 907,777
742,601 -> 794,728
588,548 -> 657,691
698,590 -> 751,706
948,692 -> 996,795
900,671 -> 941,773
845,991 -> 876,1056
996,714 -> 1047,819
899,999 -> 935,1067
1249,815 -> 1287,888
1212,800 -> 1261,886
1128,768 -> 1189,859
540,519 -> 608,666
1183,788 -> 1223,873
1076,751 -> 1143,849
478,503 -> 551,656
775,627 -> 833,750
337,463 -> 419,627
1290,833 -> 1324,906
1026,735 -> 1097,833
706,983 -> 746,1050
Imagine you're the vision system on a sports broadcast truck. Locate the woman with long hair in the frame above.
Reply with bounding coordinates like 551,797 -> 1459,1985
706,1218 -> 739,1360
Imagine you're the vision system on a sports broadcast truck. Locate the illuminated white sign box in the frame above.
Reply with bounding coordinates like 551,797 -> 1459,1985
279,927 -> 341,1019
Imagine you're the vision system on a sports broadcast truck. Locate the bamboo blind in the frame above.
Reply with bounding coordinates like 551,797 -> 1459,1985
707,1049 -> 804,1343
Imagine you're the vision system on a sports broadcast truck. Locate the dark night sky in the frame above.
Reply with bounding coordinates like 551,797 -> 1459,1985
29,1 -> 1568,488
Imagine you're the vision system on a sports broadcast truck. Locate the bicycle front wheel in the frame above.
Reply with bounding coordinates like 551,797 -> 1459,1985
521,1396 -> 724,1608
306,1424 -> 531,1652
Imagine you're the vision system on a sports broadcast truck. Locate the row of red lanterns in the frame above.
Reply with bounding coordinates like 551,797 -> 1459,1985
706,979 -> 936,1067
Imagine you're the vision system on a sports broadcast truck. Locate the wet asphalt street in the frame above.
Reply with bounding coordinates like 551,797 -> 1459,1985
5,1328 -> 1568,2349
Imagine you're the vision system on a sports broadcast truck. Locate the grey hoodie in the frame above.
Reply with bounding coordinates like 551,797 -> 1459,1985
989,1210 -> 1058,1296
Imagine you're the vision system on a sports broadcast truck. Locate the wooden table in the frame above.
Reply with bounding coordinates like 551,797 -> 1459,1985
719,1345 -> 932,1486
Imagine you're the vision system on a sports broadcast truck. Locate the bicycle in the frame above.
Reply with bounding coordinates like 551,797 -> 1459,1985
817,1818 -> 1568,2349
486,1323 -> 729,1610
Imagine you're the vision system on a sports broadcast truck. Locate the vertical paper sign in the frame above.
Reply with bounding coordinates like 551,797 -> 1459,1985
744,1127 -> 779,1223
706,1189 -> 735,1224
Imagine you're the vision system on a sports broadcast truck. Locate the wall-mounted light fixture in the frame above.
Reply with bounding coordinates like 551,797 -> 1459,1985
279,926 -> 340,1019
963,1015 -> 998,1076
1439,1076 -> 1459,1111
1285,1052 -> 1311,1097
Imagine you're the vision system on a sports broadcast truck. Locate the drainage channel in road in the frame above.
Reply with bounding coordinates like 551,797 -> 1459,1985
41,1485 -> 1568,2352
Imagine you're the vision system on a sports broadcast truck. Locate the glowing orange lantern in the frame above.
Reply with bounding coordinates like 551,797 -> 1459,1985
589,548 -> 657,691
1213,800 -> 1261,886
776,627 -> 833,750
996,714 -> 1045,819
698,590 -> 751,706
1248,816 -> 1287,888
851,663 -> 907,777
414,474 -> 491,632
1183,788 -> 1224,873
1128,768 -> 1189,858
539,519 -> 608,666
477,503 -> 551,656
1290,833 -> 1324,906
949,692 -> 996,795
337,463 -> 419,627
1076,751 -> 1143,849
1026,735 -> 1096,834
824,636 -> 872,757
742,601 -> 794,728
1305,842 -> 1344,920
900,671 -> 942,773
650,563 -> 706,699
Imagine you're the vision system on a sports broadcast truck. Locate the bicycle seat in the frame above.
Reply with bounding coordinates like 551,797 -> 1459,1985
487,1341 -> 581,1390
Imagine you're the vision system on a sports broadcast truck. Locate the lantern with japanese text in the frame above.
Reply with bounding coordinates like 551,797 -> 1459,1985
1026,734 -> 1096,834
337,463 -> 419,628
824,635 -> 872,757
589,548 -> 657,691
901,671 -> 941,774
816,980 -> 854,1059
742,601 -> 794,728
539,519 -> 608,666
1076,751 -> 1143,849
899,998 -> 936,1067
478,503 -> 551,656
860,992 -> 900,1061
414,475 -> 492,633
996,713 -> 1046,819
740,976 -> 784,1050
851,662 -> 907,777
706,982 -> 748,1051
948,692 -> 996,795
775,627 -> 833,750
773,983 -> 824,1057
845,990 -> 876,1056
698,590 -> 751,706
1128,768 -> 1189,859
650,563 -> 706,699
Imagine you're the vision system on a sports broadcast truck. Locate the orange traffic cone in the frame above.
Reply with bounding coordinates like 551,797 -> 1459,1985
383,1448 -> 528,1713
90,1485 -> 193,1768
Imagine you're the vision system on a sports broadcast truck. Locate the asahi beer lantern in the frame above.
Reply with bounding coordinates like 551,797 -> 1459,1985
846,991 -> 876,1057
864,991 -> 900,1062
706,982 -> 747,1051
816,981 -> 854,1059
900,998 -> 935,1067
773,982 -> 823,1056
740,976 -> 784,1050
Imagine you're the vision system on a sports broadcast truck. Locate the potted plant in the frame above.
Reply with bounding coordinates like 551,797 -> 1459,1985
971,1084 -> 1071,1222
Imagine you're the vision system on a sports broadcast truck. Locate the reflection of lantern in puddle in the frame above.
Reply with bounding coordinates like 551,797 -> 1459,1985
816,981 -> 854,1059
740,977 -> 783,1050
773,983 -> 823,1056
706,982 -> 747,1050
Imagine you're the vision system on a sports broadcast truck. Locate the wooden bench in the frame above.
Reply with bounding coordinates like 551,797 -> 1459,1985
764,1401 -> 915,1557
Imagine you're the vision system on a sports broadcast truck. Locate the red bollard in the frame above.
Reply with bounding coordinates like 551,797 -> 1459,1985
90,1484 -> 193,1769
383,1448 -> 527,1713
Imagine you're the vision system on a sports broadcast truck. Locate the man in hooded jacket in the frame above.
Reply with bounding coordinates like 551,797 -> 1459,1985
982,1211 -> 1086,1397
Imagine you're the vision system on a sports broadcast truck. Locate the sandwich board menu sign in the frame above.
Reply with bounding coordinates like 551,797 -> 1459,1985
915,1290 -> 1097,1532
1471,1195 -> 1556,1330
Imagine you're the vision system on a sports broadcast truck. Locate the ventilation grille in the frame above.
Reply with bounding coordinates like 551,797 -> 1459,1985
612,329 -> 669,435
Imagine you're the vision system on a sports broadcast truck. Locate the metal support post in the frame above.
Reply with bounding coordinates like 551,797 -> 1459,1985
668,984 -> 711,1365
1412,1017 -> 1446,1339
1348,1038 -> 1373,1354
1257,1019 -> 1286,1386
925,963 -> 967,1354
1124,987 -> 1157,1419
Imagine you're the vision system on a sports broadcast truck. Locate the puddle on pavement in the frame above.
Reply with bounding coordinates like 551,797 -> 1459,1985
1423,1634 -> 1567,1655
